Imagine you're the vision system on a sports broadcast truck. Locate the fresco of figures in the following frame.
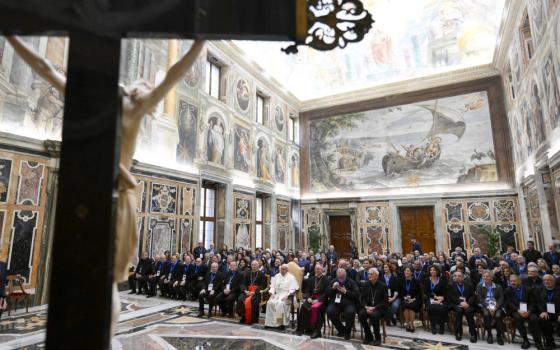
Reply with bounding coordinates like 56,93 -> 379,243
290,153 -> 300,188
275,144 -> 286,184
274,105 -> 285,133
176,101 -> 198,165
235,78 -> 251,113
233,124 -> 251,172
234,0 -> 506,100
256,137 -> 272,181
309,91 -> 498,192
541,51 -> 560,130
205,113 -> 226,166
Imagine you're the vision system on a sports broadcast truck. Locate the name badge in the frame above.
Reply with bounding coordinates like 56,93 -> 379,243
388,288 -> 391,297
519,303 -> 528,312
430,298 -> 435,304
139,268 -> 142,273
208,283 -> 213,291
182,274 -> 186,281
335,293 -> 342,303
200,254 -> 203,259
226,283 -> 231,290
168,273 -> 172,279
547,303 -> 556,314
156,270 -> 160,277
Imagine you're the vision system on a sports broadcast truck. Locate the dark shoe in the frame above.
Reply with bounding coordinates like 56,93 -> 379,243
487,334 -> 493,344
310,331 -> 322,339
521,339 -> 530,349
295,330 -> 303,336
497,335 -> 504,345
438,325 -> 444,335
431,326 -> 437,335
470,334 -> 477,343
372,338 -> 381,346
207,313 -> 213,318
362,338 -> 373,345
344,332 -> 351,340
278,325 -> 285,331
455,334 -> 462,341
197,312 -> 204,317
336,332 -> 344,338
238,318 -> 245,324
146,294 -> 152,298
128,290 -> 136,294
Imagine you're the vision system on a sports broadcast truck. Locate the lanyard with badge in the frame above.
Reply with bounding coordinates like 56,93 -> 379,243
156,263 -> 162,277
335,280 -> 344,303
182,264 -> 189,281
384,275 -> 392,296
208,273 -> 216,292
226,272 -> 236,290
457,283 -> 466,303
547,290 -> 556,314
517,287 -> 527,312
405,279 -> 412,303
485,285 -> 496,310
430,278 -> 439,303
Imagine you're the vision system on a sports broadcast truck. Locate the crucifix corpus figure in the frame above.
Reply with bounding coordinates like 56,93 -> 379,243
7,36 -> 205,334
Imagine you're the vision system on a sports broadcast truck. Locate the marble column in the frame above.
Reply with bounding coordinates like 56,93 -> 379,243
35,139 -> 61,305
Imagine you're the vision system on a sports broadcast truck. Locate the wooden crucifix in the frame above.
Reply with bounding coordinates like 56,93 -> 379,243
0,1 -> 373,349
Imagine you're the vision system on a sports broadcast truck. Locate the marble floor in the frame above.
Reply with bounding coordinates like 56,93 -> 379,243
0,292 -> 543,349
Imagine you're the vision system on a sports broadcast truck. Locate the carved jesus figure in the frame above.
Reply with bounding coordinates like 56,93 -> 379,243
7,36 -> 205,334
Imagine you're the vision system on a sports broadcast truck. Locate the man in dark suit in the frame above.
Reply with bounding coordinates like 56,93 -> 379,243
544,244 -> 559,269
216,261 -> 243,317
297,263 -> 330,338
505,274 -> 540,349
326,268 -> 360,340
523,240 -> 542,264
448,271 -> 478,342
535,274 -> 560,349
193,241 -> 207,260
155,255 -> 170,297
411,238 -> 422,254
197,262 -> 224,317
176,255 -> 194,300
163,254 -> 182,298
236,260 -> 267,324
128,252 -> 153,294
358,268 -> 388,346
191,257 -> 208,299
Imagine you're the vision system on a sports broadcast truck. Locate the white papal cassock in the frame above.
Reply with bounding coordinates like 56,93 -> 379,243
264,272 -> 299,327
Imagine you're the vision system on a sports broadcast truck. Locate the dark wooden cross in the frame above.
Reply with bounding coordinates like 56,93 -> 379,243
0,1 -> 372,348
0,2 -> 301,348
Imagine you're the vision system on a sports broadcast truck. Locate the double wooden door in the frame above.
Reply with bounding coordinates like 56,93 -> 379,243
329,215 -> 352,258
399,207 -> 435,254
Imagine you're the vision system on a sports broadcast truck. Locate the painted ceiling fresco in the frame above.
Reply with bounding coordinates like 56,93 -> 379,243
309,91 -> 498,192
234,0 -> 506,100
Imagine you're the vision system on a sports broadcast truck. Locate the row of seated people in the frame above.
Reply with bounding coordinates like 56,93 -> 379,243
128,252 -> 560,349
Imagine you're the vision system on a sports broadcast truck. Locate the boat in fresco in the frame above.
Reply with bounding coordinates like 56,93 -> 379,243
382,102 -> 466,175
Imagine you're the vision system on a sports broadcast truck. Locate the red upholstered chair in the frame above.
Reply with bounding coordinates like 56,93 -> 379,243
7,275 -> 31,315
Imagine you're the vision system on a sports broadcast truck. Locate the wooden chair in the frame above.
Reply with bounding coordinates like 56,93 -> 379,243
259,274 -> 271,313
502,316 -> 515,343
448,310 -> 456,334
474,312 -> 485,340
7,275 -> 31,316
287,262 -> 304,329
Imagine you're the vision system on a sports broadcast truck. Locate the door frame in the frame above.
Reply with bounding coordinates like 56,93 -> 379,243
390,199 -> 444,254
323,208 -> 357,252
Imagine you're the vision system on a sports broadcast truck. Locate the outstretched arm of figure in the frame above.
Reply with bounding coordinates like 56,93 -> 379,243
6,36 -> 66,94
136,40 -> 205,116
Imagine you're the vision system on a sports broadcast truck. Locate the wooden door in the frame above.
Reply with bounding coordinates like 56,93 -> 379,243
329,216 -> 352,258
399,207 -> 435,254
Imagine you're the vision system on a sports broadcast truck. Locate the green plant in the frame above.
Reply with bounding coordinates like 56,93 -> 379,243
308,225 -> 321,252
485,226 -> 500,258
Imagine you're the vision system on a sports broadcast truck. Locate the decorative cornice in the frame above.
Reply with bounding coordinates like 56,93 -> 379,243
300,64 -> 500,111
493,0 -> 524,72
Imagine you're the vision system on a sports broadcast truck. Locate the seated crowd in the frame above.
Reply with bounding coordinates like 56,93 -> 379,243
127,239 -> 560,349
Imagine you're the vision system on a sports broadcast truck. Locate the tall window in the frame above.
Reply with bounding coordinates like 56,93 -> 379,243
256,94 -> 265,124
205,58 -> 221,98
199,186 -> 216,249
288,115 -> 296,142
255,196 -> 263,248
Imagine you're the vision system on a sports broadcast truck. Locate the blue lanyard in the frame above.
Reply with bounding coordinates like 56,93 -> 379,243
413,272 -> 421,280
430,278 -> 439,293
547,290 -> 554,302
384,275 -> 391,285
210,273 -> 216,283
183,264 -> 190,273
229,272 -> 236,284
516,287 -> 523,301
363,270 -> 368,280
487,285 -> 494,299
170,262 -> 179,273
405,279 -> 412,294
457,283 -> 464,297
195,265 -> 200,274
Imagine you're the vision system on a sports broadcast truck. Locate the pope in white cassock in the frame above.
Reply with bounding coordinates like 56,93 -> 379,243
265,264 -> 299,328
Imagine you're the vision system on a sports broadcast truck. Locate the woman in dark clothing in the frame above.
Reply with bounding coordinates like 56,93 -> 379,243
424,264 -> 448,334
400,266 -> 422,332
382,262 -> 400,325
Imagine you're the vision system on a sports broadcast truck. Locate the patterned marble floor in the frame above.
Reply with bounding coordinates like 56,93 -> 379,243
0,292 -> 532,350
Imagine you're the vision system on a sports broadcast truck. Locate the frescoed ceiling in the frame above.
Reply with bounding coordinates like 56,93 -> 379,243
232,0 -> 506,101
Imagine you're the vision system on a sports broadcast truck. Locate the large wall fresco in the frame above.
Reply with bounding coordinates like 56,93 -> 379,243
309,91 -> 497,192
